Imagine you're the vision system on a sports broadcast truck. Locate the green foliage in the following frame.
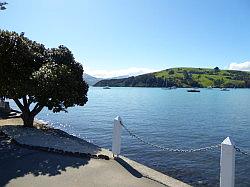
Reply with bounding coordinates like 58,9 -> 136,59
0,30 -> 88,126
168,69 -> 174,75
0,31 -> 46,98
94,67 -> 250,88
0,2 -> 7,10
214,67 -> 220,72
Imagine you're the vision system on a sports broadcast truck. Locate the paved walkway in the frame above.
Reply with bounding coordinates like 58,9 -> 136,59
0,125 -> 112,157
0,132 -> 167,187
0,118 -> 191,187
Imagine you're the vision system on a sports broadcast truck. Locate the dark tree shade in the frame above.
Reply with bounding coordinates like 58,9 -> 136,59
214,67 -> 220,72
0,30 -> 88,127
0,2 -> 7,10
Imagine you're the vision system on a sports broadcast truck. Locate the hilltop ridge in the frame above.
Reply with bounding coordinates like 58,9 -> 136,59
94,67 -> 250,88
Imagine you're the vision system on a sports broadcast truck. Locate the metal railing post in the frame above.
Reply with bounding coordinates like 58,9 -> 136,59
112,116 -> 122,157
220,137 -> 235,187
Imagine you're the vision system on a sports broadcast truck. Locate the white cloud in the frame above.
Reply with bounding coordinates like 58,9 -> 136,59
85,67 -> 159,78
228,61 -> 250,71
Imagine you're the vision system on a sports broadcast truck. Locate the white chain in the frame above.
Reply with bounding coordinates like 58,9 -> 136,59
120,121 -> 221,153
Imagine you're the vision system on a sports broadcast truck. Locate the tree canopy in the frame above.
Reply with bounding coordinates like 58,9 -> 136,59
0,30 -> 88,126
214,67 -> 220,72
0,2 -> 7,10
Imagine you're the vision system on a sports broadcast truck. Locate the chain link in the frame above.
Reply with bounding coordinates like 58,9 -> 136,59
234,146 -> 249,156
120,121 -> 221,153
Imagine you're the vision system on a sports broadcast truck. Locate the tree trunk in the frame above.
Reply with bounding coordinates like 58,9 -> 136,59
21,112 -> 34,127
14,98 -> 43,127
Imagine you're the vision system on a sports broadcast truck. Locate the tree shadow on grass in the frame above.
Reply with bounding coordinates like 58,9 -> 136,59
0,132 -> 91,186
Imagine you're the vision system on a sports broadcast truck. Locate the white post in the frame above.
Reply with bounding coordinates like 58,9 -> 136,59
112,116 -> 122,157
220,137 -> 235,187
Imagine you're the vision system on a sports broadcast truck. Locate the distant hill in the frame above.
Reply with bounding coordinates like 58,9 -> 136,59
83,73 -> 130,86
110,75 -> 130,79
94,67 -> 250,88
83,73 -> 102,86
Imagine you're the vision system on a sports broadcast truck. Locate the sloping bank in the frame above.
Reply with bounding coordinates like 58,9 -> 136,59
0,118 -> 191,187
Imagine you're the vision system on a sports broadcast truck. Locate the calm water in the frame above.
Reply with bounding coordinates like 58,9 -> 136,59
11,87 -> 250,186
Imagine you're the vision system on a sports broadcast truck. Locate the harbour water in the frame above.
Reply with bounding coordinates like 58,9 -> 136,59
11,87 -> 250,186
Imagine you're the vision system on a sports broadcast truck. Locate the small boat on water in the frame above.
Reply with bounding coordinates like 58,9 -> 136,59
162,86 -> 177,90
162,79 -> 171,90
161,79 -> 177,90
220,88 -> 230,91
103,86 -> 111,89
162,87 -> 172,90
187,88 -> 200,92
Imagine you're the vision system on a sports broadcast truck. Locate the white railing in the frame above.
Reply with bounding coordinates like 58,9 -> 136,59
220,137 -> 235,187
112,116 -> 239,187
112,116 -> 122,156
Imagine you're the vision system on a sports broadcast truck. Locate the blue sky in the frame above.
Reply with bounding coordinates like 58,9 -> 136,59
1,0 -> 250,77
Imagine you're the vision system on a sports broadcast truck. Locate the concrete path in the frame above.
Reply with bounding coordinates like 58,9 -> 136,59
6,159 -> 168,187
0,132 -> 167,187
0,125 -> 112,157
0,118 -> 191,187
0,118 -> 23,126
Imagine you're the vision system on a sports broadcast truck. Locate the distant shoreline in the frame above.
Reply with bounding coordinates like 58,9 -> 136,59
93,67 -> 250,88
93,86 -> 250,89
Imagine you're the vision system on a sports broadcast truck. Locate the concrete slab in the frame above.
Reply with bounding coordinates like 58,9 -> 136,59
0,133 -> 166,187
0,119 -> 191,187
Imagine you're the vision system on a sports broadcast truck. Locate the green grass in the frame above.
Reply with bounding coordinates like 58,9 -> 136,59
154,67 -> 250,88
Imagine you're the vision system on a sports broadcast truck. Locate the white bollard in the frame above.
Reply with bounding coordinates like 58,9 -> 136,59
112,116 -> 122,157
220,137 -> 235,187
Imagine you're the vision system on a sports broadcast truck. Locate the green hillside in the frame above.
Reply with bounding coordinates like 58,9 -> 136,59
94,67 -> 250,88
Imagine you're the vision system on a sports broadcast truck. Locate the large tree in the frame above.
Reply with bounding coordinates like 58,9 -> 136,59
0,30 -> 88,127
